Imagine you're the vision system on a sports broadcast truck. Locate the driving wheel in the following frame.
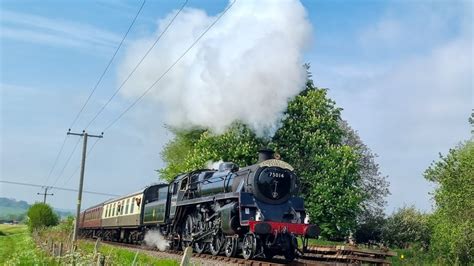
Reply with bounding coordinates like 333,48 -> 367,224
242,233 -> 256,260
224,237 -> 238,257
209,232 -> 224,255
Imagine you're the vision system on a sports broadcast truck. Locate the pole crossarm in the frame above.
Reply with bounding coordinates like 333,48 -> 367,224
37,187 -> 54,204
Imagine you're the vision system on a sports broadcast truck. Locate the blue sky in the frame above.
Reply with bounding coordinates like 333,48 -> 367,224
1,0 -> 472,213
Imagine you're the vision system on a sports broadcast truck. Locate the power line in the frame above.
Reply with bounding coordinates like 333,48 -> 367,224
84,0 -> 189,130
49,136 -> 82,188
69,0 -> 147,130
43,0 -> 146,188
44,134 -> 69,186
0,180 -> 118,197
103,0 -> 236,132
62,137 -> 101,187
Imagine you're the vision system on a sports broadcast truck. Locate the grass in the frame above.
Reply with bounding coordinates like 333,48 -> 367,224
307,238 -> 345,246
78,240 -> 179,266
0,224 -> 55,265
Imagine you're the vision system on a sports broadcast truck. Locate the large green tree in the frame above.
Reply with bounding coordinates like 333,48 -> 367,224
424,140 -> 473,264
271,85 -> 363,239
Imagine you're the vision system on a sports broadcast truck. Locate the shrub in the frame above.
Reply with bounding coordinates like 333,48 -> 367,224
382,206 -> 431,249
26,203 -> 59,232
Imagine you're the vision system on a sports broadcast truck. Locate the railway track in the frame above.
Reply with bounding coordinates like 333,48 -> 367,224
93,239 -> 341,265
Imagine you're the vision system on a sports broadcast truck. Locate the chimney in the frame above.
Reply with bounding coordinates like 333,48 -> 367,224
258,148 -> 275,163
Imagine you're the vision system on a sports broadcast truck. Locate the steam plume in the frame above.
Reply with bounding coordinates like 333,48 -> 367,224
144,230 -> 169,251
119,0 -> 312,135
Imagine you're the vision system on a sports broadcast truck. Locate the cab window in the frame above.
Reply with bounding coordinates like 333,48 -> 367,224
158,187 -> 168,201
180,177 -> 188,191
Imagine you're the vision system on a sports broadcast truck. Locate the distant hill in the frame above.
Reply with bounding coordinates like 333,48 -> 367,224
0,197 -> 73,221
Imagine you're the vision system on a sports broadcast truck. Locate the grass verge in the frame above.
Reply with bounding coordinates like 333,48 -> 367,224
0,224 -> 55,265
77,240 -> 178,265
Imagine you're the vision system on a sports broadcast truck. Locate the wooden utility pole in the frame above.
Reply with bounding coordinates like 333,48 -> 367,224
68,129 -> 103,243
37,187 -> 53,203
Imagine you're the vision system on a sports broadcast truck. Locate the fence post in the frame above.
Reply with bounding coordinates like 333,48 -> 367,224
180,246 -> 193,266
59,242 -> 63,257
93,238 -> 100,258
132,250 -> 139,266
96,254 -> 105,266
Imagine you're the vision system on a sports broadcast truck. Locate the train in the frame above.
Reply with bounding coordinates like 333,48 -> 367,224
78,149 -> 320,261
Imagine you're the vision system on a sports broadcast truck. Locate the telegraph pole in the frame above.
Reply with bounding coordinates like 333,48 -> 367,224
37,187 -> 53,203
67,129 -> 103,243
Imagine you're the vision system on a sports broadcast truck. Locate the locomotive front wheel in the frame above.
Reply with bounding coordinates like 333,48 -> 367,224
224,237 -> 238,257
242,233 -> 256,260
210,232 -> 224,256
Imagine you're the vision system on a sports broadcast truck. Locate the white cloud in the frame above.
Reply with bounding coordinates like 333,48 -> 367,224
0,10 -> 120,52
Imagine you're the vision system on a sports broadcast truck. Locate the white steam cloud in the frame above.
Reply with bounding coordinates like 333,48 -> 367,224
119,0 -> 312,134
144,230 -> 169,251
206,159 -> 224,170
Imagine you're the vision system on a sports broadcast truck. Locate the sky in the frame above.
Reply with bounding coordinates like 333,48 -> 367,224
0,0 -> 472,213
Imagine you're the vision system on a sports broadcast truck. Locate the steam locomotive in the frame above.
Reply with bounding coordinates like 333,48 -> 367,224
78,149 -> 320,261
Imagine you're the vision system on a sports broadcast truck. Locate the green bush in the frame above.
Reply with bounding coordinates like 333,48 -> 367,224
382,206 -> 431,249
26,203 -> 59,232
424,140 -> 474,264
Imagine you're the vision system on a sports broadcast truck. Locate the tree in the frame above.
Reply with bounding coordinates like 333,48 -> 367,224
424,140 -> 473,264
340,121 -> 389,243
26,203 -> 59,232
272,86 -> 363,239
159,123 -> 265,181
382,206 -> 431,249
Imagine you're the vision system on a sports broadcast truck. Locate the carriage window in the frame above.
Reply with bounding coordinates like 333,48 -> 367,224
115,203 -> 119,216
131,197 -> 135,213
125,199 -> 130,214
121,200 -> 125,215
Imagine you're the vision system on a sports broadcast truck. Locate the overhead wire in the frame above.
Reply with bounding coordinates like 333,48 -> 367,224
49,137 -> 82,189
0,180 -> 119,197
69,0 -> 147,130
103,0 -> 236,132
43,0 -> 146,189
62,137 -> 101,187
84,0 -> 189,130
43,134 -> 69,186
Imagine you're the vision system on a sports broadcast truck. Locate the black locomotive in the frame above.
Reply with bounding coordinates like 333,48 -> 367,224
79,149 -> 319,261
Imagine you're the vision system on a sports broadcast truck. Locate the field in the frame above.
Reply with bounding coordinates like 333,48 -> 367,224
0,224 -> 55,264
78,240 -> 178,265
